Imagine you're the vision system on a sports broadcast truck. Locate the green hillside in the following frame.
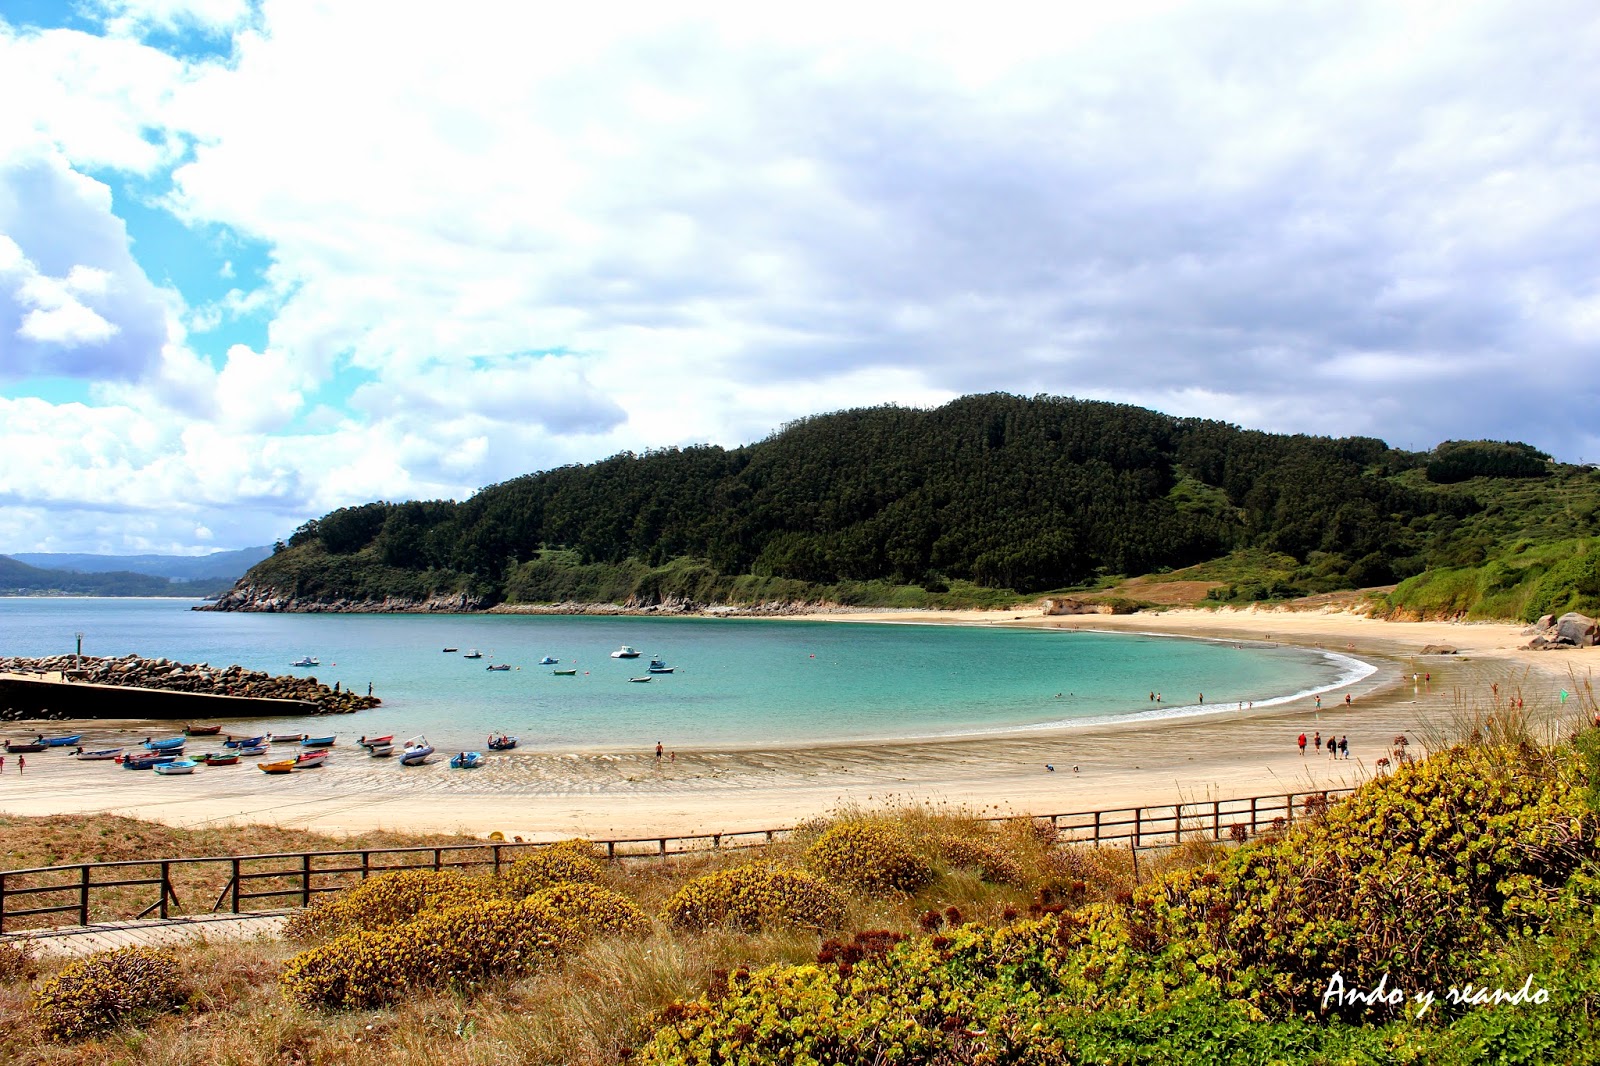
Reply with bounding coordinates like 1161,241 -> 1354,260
0,556 -> 228,598
222,394 -> 1600,620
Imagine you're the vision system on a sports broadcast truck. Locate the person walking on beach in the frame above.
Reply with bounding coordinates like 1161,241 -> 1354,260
17,755 -> 23,774
1339,736 -> 1349,759
1313,731 -> 1321,751
655,741 -> 663,760
1298,733 -> 1307,754
1315,694 -> 1322,709
1344,693 -> 1352,706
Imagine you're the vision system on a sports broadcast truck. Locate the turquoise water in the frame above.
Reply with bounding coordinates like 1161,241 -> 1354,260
0,599 -> 1372,751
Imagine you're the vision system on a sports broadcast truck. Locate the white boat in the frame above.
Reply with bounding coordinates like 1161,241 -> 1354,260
462,649 -> 483,659
647,658 -> 674,673
235,744 -> 269,757
366,743 -> 395,758
399,735 -> 434,766
290,656 -> 320,667
628,675 -> 652,683
152,759 -> 198,775
611,645 -> 641,658
293,751 -> 329,769
75,747 -> 123,761
537,656 -> 559,665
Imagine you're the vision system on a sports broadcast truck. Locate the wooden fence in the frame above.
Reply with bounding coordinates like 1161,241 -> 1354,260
0,787 -> 1352,935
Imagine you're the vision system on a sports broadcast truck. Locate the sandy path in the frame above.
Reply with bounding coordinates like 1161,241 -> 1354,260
1,607 -> 1592,840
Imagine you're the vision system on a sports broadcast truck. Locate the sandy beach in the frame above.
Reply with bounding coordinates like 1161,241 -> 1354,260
0,607 -> 1593,841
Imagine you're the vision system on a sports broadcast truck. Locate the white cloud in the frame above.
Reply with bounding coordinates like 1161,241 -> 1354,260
4,0 -> 1600,552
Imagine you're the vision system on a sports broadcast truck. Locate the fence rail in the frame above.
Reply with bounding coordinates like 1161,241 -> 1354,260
0,787 -> 1353,935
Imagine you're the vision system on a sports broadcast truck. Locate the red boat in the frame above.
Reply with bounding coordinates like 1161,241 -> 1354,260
183,724 -> 223,736
357,735 -> 394,749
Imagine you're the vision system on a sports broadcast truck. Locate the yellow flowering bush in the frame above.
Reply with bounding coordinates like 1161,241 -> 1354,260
280,898 -> 566,1010
661,864 -> 846,932
32,945 -> 180,1041
501,839 -> 606,897
282,868 -> 487,941
523,882 -> 649,942
804,821 -> 935,894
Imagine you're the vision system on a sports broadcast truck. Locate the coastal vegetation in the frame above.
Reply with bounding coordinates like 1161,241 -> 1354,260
2,700 -> 1598,1063
215,394 -> 1600,621
0,555 -> 228,599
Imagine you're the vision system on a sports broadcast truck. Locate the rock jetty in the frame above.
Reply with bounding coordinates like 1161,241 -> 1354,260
0,654 -> 380,717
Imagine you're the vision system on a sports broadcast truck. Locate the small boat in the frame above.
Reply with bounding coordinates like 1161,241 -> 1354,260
235,743 -> 269,757
628,676 -> 652,683
647,659 -> 674,674
366,743 -> 395,758
142,736 -> 187,751
75,747 -> 123,761
223,735 -> 267,749
486,663 -> 512,671
487,735 -> 518,751
357,734 -> 394,749
152,759 -> 198,776
290,656 -> 320,668
122,753 -> 178,770
5,741 -> 47,753
200,752 -> 240,766
300,735 -> 336,748
462,649 -> 483,659
399,736 -> 434,766
40,734 -> 84,747
183,724 -> 223,736
258,759 -> 297,775
611,645 -> 641,658
293,751 -> 329,769
538,656 -> 559,665
552,668 -> 577,676
442,647 -> 458,653
270,733 -> 308,744
449,751 -> 485,769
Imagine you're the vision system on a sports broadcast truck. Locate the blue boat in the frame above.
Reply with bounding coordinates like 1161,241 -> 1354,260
122,753 -> 178,770
449,751 -> 485,769
223,735 -> 267,749
538,656 -> 559,665
235,744 -> 269,757
647,659 -> 675,674
40,734 -> 84,747
142,736 -> 186,751
152,758 -> 198,776
300,735 -> 336,748
399,736 -> 433,766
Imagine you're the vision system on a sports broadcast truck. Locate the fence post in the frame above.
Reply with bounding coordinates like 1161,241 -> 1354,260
160,861 -> 171,919
1212,800 -> 1220,841
658,838 -> 667,856
301,854 -> 312,908
1286,793 -> 1294,826
492,844 -> 503,877
1093,810 -> 1101,843
231,858 -> 241,914
1,870 -> 8,933
79,864 -> 91,926
362,850 -> 371,882
607,841 -> 616,860
433,848 -> 442,872
1249,796 -> 1258,834
1133,807 -> 1141,849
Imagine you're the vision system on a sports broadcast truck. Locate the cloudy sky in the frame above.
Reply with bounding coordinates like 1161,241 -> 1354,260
2,0 -> 1597,555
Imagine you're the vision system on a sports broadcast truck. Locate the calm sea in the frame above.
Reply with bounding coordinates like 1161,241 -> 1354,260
0,599 -> 1372,752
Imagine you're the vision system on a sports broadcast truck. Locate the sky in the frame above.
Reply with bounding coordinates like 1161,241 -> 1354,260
1,0 -> 1598,556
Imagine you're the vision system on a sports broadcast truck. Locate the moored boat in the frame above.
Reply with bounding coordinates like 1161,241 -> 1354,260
183,724 -> 223,736
122,753 -> 178,770
152,758 -> 198,776
487,735 -> 518,751
449,751 -> 485,769
290,656 -> 320,667
40,734 -> 84,747
647,659 -> 674,673
357,734 -> 394,749
200,752 -> 240,766
142,736 -> 186,751
628,676 -> 652,683
486,663 -> 512,671
270,733 -> 308,744
223,735 -> 267,749
553,668 -> 577,676
293,751 -> 329,769
538,656 -> 559,665
235,743 -> 269,757
442,647 -> 458,652
74,747 -> 123,761
300,735 -> 336,748
258,759 -> 296,775
611,645 -> 641,658
462,649 -> 483,659
399,736 -> 434,766
4,740 -> 47,753
366,743 -> 395,757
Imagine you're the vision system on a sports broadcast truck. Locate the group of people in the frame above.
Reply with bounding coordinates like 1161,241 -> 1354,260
1298,731 -> 1351,759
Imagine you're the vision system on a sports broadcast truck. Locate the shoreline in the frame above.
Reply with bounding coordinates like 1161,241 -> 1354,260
0,607 -> 1592,841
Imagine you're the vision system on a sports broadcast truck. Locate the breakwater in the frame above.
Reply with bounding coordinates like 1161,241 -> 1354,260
0,654 -> 380,722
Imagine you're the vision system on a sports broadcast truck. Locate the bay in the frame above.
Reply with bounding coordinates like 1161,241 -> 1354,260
1,599 -> 1371,752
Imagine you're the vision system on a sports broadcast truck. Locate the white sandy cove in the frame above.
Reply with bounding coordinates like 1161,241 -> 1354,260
0,607 -> 1592,841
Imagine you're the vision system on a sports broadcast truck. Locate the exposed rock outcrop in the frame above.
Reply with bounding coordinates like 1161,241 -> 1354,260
197,584 -> 489,614
1521,611 -> 1599,650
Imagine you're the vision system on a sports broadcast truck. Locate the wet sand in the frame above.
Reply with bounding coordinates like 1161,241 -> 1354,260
0,608 -> 1592,840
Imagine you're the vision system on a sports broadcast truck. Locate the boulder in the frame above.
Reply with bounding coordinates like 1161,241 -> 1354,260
1555,612 -> 1599,648
1420,644 -> 1458,655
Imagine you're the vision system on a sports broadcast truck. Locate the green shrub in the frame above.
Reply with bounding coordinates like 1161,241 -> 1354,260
523,881 -> 649,942
32,946 -> 180,1041
661,864 -> 846,932
935,834 -> 1028,887
804,821 -> 935,894
0,938 -> 37,984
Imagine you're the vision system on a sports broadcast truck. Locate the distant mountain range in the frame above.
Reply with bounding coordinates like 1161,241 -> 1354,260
0,547 -> 272,597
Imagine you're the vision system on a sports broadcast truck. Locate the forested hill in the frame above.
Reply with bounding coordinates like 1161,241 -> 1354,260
216,394 -> 1600,619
